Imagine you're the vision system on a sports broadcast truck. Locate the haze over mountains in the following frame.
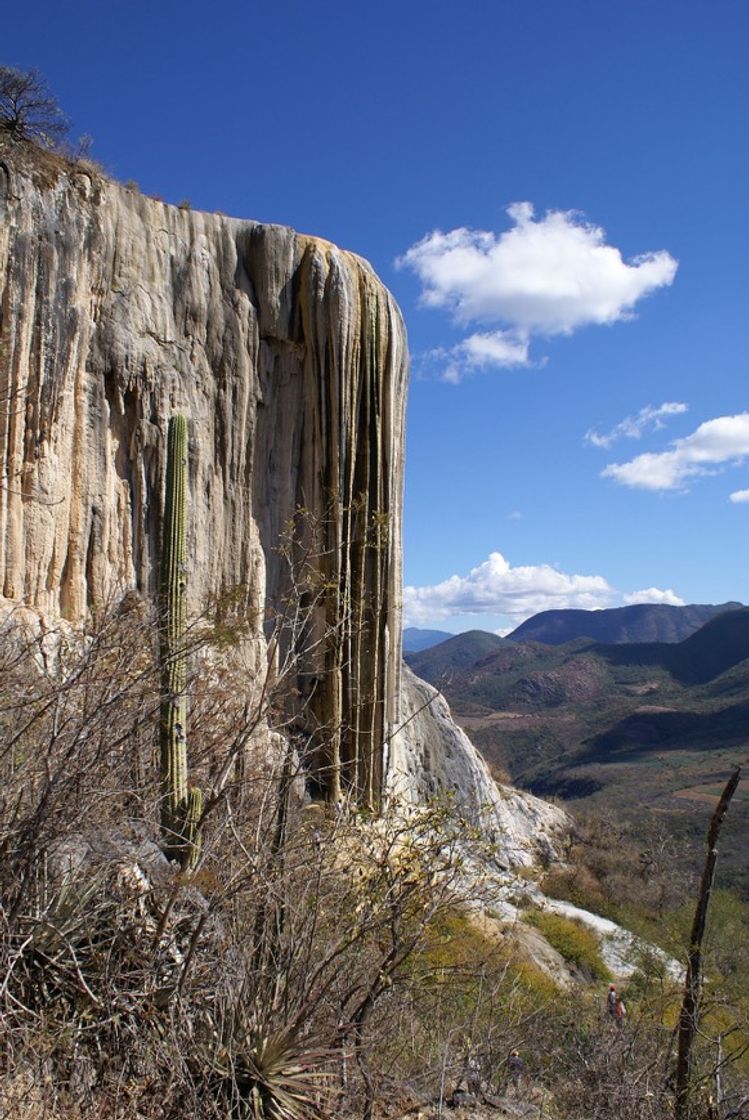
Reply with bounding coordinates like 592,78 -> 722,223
402,626 -> 454,652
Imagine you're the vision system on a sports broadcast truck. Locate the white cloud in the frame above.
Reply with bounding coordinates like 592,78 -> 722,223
729,489 -> 749,504
403,551 -> 614,627
586,402 -> 688,449
397,202 -> 677,378
603,413 -> 749,491
424,332 -> 530,383
462,330 -> 531,368
623,587 -> 686,606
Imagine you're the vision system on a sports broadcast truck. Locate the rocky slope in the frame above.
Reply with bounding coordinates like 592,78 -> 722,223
389,666 -> 565,869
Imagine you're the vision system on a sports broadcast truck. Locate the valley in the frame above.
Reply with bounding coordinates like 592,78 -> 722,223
407,606 -> 749,893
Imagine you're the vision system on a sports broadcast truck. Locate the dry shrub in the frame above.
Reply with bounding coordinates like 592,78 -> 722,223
0,602 -> 507,1118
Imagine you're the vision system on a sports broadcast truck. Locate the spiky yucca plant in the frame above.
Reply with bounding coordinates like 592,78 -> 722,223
206,1010 -> 332,1120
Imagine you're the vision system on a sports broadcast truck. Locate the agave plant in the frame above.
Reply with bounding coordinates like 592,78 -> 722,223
29,875 -> 104,955
205,1008 -> 332,1120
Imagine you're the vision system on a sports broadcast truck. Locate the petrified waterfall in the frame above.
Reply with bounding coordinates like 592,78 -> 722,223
0,148 -> 568,864
0,150 -> 407,806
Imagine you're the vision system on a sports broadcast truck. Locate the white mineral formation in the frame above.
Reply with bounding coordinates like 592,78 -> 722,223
542,897 -> 682,980
0,148 -> 568,866
0,148 -> 406,806
389,667 -> 568,868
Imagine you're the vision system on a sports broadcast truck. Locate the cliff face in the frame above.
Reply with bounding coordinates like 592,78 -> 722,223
0,149 -> 569,855
0,150 -> 406,806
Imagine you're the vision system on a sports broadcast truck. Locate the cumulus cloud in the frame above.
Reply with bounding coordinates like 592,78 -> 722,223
403,551 -> 614,627
397,202 -> 677,379
585,402 -> 688,449
623,587 -> 686,606
603,413 -> 749,491
423,332 -> 530,384
730,489 -> 749,503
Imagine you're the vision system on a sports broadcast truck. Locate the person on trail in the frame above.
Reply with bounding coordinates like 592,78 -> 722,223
508,1050 -> 525,1095
607,983 -> 617,1019
615,995 -> 626,1028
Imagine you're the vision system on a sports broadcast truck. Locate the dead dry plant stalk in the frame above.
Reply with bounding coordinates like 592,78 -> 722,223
674,766 -> 742,1120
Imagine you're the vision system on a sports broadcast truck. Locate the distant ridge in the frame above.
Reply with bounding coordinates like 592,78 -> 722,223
411,608 -> 749,718
403,627 -> 455,652
405,629 -> 508,678
507,601 -> 743,646
601,606 -> 749,685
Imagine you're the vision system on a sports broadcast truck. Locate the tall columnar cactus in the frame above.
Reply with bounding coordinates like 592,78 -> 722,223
159,415 -> 200,867
183,785 -> 203,867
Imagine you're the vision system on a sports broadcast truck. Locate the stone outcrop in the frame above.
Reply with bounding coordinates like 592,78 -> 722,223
0,146 -> 406,806
389,667 -> 567,868
0,147 -> 569,863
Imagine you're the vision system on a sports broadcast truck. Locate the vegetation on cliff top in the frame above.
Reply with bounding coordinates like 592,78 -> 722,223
0,65 -> 69,147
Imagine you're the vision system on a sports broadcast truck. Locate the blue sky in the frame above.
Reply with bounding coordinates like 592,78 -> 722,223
6,0 -> 749,633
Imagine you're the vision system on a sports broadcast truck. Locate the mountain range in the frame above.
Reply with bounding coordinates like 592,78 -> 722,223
407,605 -> 749,894
402,626 -> 455,652
507,600 -> 743,645
404,601 -> 743,654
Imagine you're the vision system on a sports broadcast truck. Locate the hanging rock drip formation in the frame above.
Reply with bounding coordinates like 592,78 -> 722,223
0,151 -> 407,806
0,149 -> 569,863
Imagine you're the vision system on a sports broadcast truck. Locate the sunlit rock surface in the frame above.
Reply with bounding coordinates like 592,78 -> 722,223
0,150 -> 406,804
389,667 -> 569,868
542,897 -> 682,980
0,150 -> 568,860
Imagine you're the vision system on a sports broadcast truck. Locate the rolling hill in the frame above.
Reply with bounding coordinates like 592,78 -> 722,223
506,601 -> 743,645
405,629 -> 509,678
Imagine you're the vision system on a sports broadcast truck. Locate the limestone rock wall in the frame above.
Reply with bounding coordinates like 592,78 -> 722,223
389,667 -> 568,868
0,149 -> 571,861
0,149 -> 407,805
